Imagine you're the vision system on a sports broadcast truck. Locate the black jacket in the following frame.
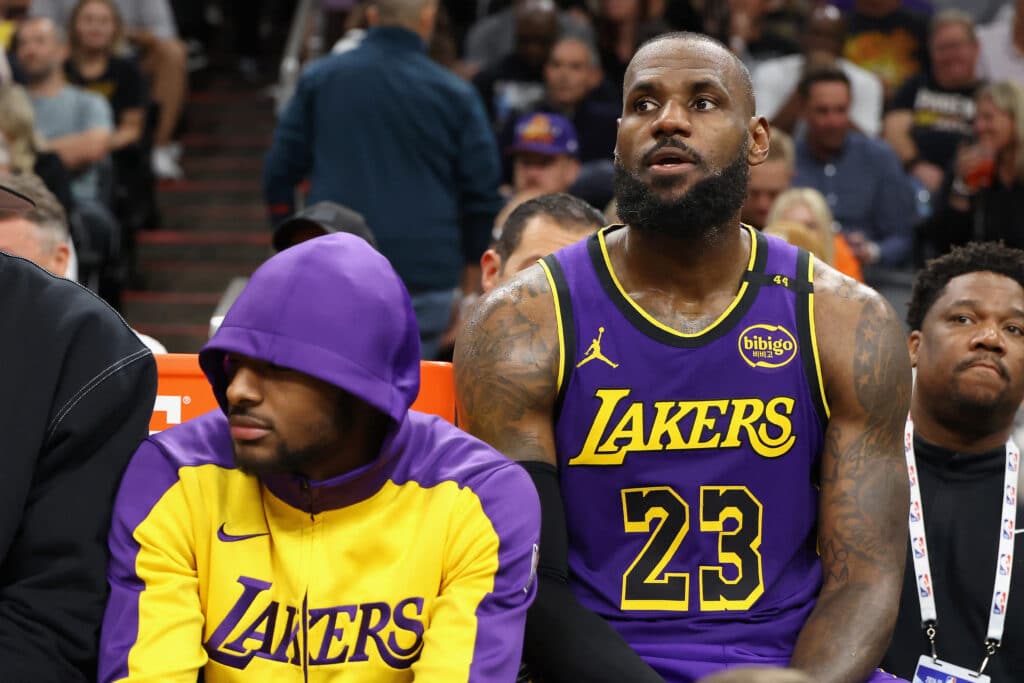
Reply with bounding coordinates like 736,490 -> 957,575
882,436 -> 1024,682
0,253 -> 156,681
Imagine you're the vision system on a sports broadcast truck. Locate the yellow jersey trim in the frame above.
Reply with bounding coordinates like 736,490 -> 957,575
806,254 -> 831,419
597,225 -> 758,340
538,259 -> 566,398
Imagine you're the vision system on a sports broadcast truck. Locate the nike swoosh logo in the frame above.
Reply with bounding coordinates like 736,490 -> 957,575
217,523 -> 269,543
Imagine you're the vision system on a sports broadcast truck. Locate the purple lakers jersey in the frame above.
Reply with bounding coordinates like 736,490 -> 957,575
540,225 -> 828,681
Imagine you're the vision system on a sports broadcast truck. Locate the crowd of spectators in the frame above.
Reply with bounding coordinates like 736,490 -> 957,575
264,0 -> 1024,360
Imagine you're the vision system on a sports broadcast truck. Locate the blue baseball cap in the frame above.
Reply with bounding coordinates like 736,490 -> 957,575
509,112 -> 580,158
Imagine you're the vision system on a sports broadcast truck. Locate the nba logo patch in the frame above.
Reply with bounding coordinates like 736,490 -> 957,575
918,573 -> 932,598
1006,484 -> 1017,506
905,430 -> 913,450
1011,451 -> 1019,472
1004,518 -> 1015,540
910,500 -> 922,522
913,536 -> 927,559
945,676 -> 959,683
993,591 -> 1007,615
908,464 -> 917,485
999,553 -> 1012,576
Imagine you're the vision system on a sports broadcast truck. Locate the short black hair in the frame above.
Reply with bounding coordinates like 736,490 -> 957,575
496,193 -> 605,261
797,65 -> 850,99
632,31 -> 755,116
907,241 -> 1024,330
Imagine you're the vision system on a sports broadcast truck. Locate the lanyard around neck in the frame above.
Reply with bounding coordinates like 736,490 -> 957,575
904,417 -> 1018,674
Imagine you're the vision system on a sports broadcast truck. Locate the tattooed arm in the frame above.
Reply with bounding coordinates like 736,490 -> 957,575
455,265 -> 665,683
789,264 -> 912,682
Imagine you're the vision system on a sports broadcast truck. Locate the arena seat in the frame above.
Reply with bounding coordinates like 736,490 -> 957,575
149,354 -> 455,434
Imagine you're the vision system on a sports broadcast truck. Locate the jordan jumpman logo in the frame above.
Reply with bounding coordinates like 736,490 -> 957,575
577,326 -> 619,368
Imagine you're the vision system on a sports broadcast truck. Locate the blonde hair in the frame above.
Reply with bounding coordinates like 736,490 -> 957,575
977,80 -> 1024,180
0,85 -> 44,173
765,188 -> 835,264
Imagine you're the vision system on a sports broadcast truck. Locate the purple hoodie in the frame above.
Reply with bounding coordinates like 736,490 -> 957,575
99,233 -> 540,682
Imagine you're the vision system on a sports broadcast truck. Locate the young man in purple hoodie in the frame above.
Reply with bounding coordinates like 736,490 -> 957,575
98,233 -> 541,682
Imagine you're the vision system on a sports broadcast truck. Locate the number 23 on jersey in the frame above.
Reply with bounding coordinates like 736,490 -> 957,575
621,485 -> 764,612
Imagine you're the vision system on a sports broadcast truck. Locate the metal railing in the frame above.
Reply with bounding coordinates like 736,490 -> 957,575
274,0 -> 321,116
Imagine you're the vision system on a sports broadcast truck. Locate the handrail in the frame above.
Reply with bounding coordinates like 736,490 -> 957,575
275,0 -> 319,116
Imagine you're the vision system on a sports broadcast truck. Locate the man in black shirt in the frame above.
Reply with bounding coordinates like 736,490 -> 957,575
883,241 -> 1024,682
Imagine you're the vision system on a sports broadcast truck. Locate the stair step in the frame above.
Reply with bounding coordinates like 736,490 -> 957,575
136,230 -> 271,262
122,293 -> 219,327
140,260 -> 256,292
180,133 -> 273,150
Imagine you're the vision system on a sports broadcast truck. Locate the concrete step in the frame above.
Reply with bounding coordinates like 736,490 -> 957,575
136,230 -> 271,262
139,259 -> 257,292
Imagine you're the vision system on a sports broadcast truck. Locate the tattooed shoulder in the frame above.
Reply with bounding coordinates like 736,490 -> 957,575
453,264 -> 561,460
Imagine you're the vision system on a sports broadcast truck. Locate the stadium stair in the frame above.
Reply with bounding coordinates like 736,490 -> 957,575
125,79 -> 275,352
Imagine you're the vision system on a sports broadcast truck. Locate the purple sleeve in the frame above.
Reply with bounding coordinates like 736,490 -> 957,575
466,462 -> 542,682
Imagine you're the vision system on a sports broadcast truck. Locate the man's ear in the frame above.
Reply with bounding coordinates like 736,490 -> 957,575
747,115 -> 770,166
908,330 -> 921,367
50,241 -> 70,279
480,249 -> 503,293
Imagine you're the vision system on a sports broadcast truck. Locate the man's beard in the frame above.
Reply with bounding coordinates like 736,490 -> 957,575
21,63 -> 55,85
614,140 -> 750,240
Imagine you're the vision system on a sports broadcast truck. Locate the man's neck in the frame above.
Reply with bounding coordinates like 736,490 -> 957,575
614,217 -> 750,304
911,394 -> 1015,454
27,71 -> 66,97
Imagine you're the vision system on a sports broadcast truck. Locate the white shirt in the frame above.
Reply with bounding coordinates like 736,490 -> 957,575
753,55 -> 884,138
976,5 -> 1024,85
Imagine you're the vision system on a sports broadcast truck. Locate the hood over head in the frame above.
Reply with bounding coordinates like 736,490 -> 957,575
199,233 -> 420,424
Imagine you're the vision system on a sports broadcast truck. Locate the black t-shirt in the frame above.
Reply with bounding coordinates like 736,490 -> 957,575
882,436 -> 1024,683
888,73 -> 979,171
65,56 -> 146,123
843,8 -> 929,96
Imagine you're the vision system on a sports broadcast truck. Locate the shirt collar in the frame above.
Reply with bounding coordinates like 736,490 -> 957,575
364,26 -> 427,53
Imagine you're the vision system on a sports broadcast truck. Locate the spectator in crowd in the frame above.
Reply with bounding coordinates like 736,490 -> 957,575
474,0 -> 560,128
0,171 -> 70,276
884,10 -> 982,197
882,241 -> 1024,682
272,200 -> 377,252
17,16 -> 121,291
66,0 -> 155,234
0,171 -> 164,351
741,125 -> 794,230
481,191 -> 603,292
793,67 -> 917,269
99,233 -> 540,681
723,0 -> 801,68
500,35 -> 618,169
29,0 -> 188,180
753,4 -> 883,137
766,186 -> 865,282
594,0 -> 671,97
0,82 -> 75,214
842,0 -> 930,98
264,0 -> 503,360
17,17 -> 112,206
0,177 -> 156,681
916,81 -> 1024,258
464,0 -> 594,75
504,112 -> 582,218
931,0 -> 1007,25
976,0 -> 1024,85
